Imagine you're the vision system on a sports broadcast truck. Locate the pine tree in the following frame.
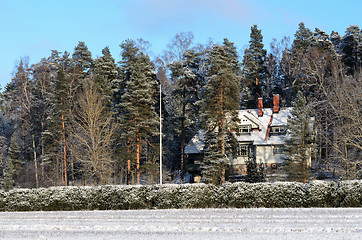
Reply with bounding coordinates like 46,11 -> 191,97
340,25 -> 361,75
292,23 -> 313,51
71,42 -> 94,102
169,49 -> 204,177
94,46 -> 119,106
312,28 -> 337,58
72,41 -> 93,75
284,91 -> 314,183
200,39 -> 240,184
46,52 -> 73,185
117,40 -> 159,184
306,28 -> 338,99
289,23 -> 314,97
36,51 -> 65,185
330,31 -> 342,54
242,25 -> 269,108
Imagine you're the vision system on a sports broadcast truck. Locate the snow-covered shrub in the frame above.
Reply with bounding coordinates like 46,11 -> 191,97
304,181 -> 338,207
4,188 -> 35,211
226,182 -> 258,208
181,184 -> 217,208
150,184 -> 182,209
335,181 -> 362,207
0,180 -> 360,211
149,184 -> 217,209
89,185 -> 126,210
225,182 -> 305,208
213,183 -> 231,207
124,185 -> 153,209
0,191 -> 5,211
51,186 -> 92,210
257,182 -> 306,207
88,185 -> 152,210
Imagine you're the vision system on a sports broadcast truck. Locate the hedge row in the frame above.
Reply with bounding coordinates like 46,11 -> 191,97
0,181 -> 360,211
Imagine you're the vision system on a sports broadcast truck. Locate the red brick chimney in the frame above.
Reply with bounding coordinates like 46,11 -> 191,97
273,94 -> 280,113
258,98 -> 263,117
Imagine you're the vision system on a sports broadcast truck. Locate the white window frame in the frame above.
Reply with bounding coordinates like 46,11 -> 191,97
239,125 -> 251,134
237,143 -> 253,157
270,126 -> 286,135
273,145 -> 284,155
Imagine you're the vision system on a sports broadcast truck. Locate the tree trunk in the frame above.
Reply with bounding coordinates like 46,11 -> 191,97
32,135 -> 39,188
325,107 -> 329,170
41,119 -> 45,181
136,130 -> 140,184
136,102 -> 140,185
127,135 -> 131,185
61,97 -> 68,186
220,77 -> 225,185
180,82 -> 186,181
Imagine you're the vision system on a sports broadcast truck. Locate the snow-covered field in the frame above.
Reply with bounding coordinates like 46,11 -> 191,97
0,208 -> 361,240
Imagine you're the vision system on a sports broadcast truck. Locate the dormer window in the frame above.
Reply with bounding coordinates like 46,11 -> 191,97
239,125 -> 251,134
270,126 -> 286,135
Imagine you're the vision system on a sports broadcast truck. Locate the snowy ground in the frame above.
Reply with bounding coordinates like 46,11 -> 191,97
0,208 -> 361,240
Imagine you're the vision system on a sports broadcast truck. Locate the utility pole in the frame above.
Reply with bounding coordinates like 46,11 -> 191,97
159,82 -> 163,185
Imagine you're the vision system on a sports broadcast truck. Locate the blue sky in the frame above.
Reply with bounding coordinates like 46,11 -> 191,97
0,0 -> 361,87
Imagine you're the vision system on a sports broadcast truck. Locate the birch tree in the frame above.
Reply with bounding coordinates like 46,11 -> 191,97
70,75 -> 115,184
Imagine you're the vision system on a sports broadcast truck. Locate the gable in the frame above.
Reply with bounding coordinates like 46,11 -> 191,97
239,113 -> 263,130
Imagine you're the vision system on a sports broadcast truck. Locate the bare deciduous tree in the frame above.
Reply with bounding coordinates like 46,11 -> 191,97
325,67 -> 362,179
69,75 -> 116,184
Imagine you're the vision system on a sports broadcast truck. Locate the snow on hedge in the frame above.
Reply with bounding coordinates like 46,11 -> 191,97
0,181 -> 360,211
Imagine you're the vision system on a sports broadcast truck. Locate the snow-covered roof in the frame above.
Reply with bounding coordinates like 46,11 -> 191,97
236,108 -> 292,145
185,108 -> 293,154
184,130 -> 205,154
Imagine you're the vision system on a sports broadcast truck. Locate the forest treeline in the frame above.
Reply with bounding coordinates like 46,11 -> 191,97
0,23 -> 361,189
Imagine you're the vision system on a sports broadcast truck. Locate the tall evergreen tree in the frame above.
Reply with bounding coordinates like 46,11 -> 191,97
117,40 -> 159,184
72,41 -> 93,75
242,25 -> 268,108
46,52 -> 73,185
284,91 -> 314,183
94,46 -> 119,106
290,23 -> 314,97
292,23 -> 313,51
330,31 -> 342,54
2,134 -> 21,191
200,39 -> 240,184
71,42 -> 94,102
340,25 -> 361,75
169,49 -> 204,177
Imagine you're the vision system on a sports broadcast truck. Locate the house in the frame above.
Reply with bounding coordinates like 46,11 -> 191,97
184,95 -> 312,182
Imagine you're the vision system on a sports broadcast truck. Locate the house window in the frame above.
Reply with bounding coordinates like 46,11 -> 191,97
237,144 -> 253,157
239,125 -> 251,134
273,146 -> 284,155
270,126 -> 286,135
